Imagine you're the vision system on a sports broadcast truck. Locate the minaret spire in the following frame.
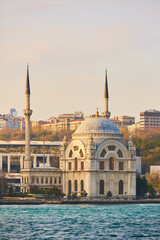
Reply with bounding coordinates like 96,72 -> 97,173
23,64 -> 32,169
25,63 -> 30,95
103,69 -> 111,119
104,69 -> 109,99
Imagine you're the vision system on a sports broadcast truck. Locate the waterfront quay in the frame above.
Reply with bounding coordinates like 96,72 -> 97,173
1,198 -> 160,205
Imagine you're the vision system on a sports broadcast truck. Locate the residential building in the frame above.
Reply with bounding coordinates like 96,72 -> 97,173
0,114 -> 19,130
117,116 -> 135,127
32,120 -> 47,129
109,116 -> 135,129
110,117 -> 122,129
18,116 -> 25,131
140,109 -> 160,129
150,165 -> 160,174
127,122 -> 140,133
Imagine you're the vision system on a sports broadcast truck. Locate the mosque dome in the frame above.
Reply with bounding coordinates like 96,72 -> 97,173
73,117 -> 122,137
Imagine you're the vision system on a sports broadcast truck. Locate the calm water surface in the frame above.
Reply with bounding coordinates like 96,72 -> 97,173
0,204 -> 160,240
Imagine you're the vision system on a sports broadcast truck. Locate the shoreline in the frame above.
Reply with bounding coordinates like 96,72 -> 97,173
1,199 -> 160,205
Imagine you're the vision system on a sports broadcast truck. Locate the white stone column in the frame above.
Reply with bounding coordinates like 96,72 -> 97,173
8,155 -> 11,173
63,173 -> 66,195
47,155 -> 50,166
33,155 -> 37,168
20,155 -> 23,170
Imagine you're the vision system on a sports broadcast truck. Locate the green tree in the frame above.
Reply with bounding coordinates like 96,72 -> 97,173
147,183 -> 156,198
0,176 -> 9,195
136,175 -> 148,197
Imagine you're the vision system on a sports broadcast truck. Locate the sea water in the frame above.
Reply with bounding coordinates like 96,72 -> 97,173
0,204 -> 160,239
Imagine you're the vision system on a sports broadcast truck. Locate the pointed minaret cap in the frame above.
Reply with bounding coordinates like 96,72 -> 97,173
25,63 -> 30,94
96,107 -> 99,117
103,68 -> 111,119
104,68 -> 109,99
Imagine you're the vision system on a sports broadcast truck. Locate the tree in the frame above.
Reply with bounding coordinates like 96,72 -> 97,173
146,172 -> 160,193
147,183 -> 156,198
0,174 -> 9,195
136,175 -> 148,197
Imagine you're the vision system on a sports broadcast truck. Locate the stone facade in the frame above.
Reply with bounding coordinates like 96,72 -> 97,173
60,118 -> 140,199
21,167 -> 62,193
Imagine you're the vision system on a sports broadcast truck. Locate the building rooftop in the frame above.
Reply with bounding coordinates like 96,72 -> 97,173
74,117 -> 122,136
0,140 -> 61,146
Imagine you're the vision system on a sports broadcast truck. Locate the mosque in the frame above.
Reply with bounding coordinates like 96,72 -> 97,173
21,66 -> 141,199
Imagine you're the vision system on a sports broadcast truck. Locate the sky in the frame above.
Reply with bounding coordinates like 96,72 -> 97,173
1,0 -> 160,121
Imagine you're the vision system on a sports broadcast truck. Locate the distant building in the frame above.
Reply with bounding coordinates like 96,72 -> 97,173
0,114 -> 19,130
127,122 -> 140,133
110,116 -> 135,129
41,114 -> 135,133
110,117 -> 122,129
58,111 -> 84,121
150,165 -> 160,174
41,112 -> 84,133
117,116 -> 135,127
41,118 -> 84,133
0,140 -> 61,185
32,120 -> 47,129
18,116 -> 25,131
74,111 -> 84,119
69,119 -> 85,131
58,113 -> 75,122
140,109 -> 160,129
0,116 -> 8,130
10,108 -> 18,118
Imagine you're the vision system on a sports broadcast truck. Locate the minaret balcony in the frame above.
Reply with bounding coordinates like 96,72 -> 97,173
23,109 -> 32,116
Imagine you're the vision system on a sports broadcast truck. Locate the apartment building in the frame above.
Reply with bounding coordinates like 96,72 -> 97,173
140,109 -> 160,129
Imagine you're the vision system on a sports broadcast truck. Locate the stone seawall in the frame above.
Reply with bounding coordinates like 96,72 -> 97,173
61,199 -> 160,204
1,199 -> 160,205
0,199 -> 43,205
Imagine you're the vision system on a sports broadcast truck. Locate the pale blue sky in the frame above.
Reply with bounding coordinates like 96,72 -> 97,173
1,0 -> 160,121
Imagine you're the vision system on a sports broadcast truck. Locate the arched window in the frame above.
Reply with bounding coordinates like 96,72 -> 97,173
75,157 -> 78,170
68,180 -> 72,194
119,180 -> 123,195
74,180 -> 78,192
100,180 -> 104,194
81,180 -> 84,191
108,145 -> 116,151
117,149 -> 123,158
109,157 -> 114,170
100,149 -> 106,157
69,150 -> 73,158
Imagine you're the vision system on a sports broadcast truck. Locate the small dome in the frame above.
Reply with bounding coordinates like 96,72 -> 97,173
74,117 -> 122,136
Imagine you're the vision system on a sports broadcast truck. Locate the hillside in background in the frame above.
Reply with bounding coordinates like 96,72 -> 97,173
121,128 -> 160,174
0,126 -> 73,142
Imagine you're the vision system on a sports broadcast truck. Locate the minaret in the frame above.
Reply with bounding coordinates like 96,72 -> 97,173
103,69 -> 111,119
23,64 -> 32,169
